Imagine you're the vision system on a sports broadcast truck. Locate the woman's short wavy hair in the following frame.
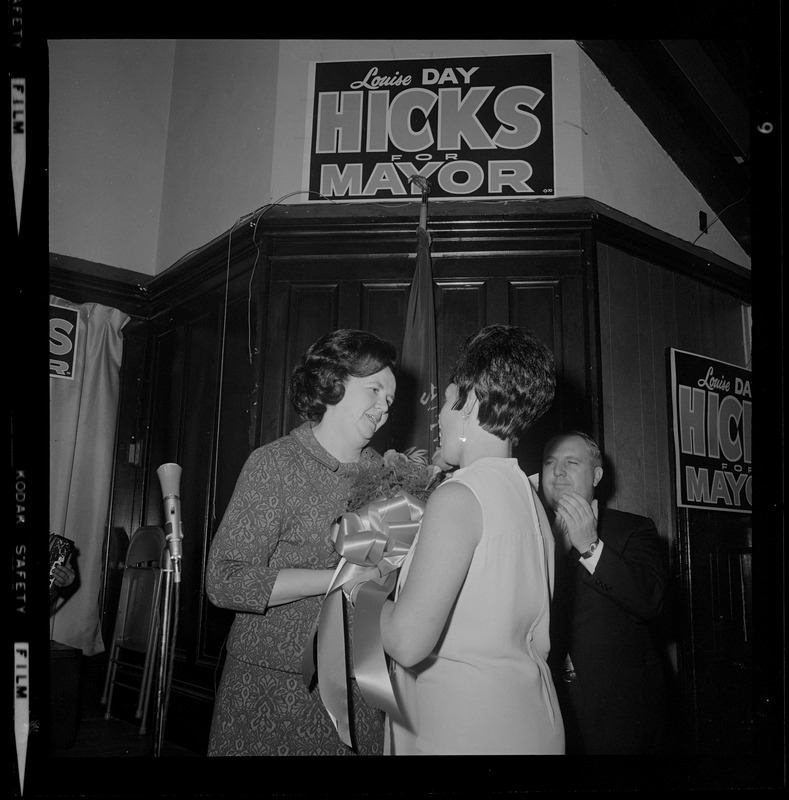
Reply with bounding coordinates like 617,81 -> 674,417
290,329 -> 398,421
449,324 -> 555,446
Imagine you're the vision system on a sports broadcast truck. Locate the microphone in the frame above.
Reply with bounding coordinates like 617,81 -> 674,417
157,463 -> 183,561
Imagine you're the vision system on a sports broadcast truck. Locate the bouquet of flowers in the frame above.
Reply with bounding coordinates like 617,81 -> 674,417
346,447 -> 443,512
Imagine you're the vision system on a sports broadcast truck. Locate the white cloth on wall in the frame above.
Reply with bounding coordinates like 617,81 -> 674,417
50,295 -> 129,656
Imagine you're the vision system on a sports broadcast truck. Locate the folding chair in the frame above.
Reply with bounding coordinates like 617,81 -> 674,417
125,525 -> 167,568
101,526 -> 166,734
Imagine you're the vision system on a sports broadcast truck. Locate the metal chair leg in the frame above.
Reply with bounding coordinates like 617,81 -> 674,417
137,569 -> 163,734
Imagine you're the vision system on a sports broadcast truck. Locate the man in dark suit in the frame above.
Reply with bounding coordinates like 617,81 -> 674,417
540,431 -> 669,755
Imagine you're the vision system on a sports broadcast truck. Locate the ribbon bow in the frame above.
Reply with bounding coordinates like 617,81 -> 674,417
301,492 -> 425,747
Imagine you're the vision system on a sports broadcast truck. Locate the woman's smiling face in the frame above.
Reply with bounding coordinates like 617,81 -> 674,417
328,367 -> 396,446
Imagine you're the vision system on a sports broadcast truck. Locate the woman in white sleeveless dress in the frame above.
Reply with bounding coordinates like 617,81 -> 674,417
379,324 -> 564,755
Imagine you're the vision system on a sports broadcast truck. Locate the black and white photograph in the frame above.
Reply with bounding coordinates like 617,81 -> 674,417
12,5 -> 783,798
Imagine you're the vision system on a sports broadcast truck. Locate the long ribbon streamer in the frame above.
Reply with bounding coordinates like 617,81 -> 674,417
301,492 -> 424,746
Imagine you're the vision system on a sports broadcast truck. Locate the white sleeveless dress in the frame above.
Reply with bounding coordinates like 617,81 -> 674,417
387,457 -> 564,754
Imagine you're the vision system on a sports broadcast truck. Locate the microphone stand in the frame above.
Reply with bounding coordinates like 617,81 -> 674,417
153,463 -> 183,757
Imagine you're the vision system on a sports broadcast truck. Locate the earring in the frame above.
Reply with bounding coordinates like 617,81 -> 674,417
459,410 -> 470,443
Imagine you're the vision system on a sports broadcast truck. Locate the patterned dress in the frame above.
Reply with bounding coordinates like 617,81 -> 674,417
205,422 -> 384,755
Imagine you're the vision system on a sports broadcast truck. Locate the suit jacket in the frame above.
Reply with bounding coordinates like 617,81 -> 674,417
548,507 -> 669,754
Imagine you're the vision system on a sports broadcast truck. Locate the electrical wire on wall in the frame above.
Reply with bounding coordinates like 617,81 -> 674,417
691,185 -> 750,246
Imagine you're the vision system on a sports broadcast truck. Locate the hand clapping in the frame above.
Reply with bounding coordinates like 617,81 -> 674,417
554,492 -> 599,554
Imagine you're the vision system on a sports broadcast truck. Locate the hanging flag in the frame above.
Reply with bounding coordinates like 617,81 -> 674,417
397,224 -> 440,458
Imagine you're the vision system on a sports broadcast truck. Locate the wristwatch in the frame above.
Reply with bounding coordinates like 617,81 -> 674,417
579,539 -> 600,559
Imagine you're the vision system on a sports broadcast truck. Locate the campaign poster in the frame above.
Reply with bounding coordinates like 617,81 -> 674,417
669,348 -> 752,513
305,53 -> 555,202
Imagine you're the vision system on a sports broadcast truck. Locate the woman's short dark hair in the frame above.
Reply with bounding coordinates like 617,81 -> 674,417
290,329 -> 398,421
449,324 -> 555,446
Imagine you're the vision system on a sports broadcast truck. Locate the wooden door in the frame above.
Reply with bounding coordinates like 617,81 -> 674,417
676,509 -> 754,754
259,240 -> 592,476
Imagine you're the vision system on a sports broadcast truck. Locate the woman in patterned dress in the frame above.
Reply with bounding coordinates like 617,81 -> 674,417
206,329 -> 396,755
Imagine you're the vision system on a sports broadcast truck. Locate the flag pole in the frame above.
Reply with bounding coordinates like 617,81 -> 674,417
409,174 -> 431,231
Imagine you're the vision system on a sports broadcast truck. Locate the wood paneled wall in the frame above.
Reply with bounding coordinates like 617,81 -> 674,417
597,242 -> 748,553
596,240 -> 752,753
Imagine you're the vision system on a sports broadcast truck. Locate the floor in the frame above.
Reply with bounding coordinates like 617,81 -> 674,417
50,651 -> 202,759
